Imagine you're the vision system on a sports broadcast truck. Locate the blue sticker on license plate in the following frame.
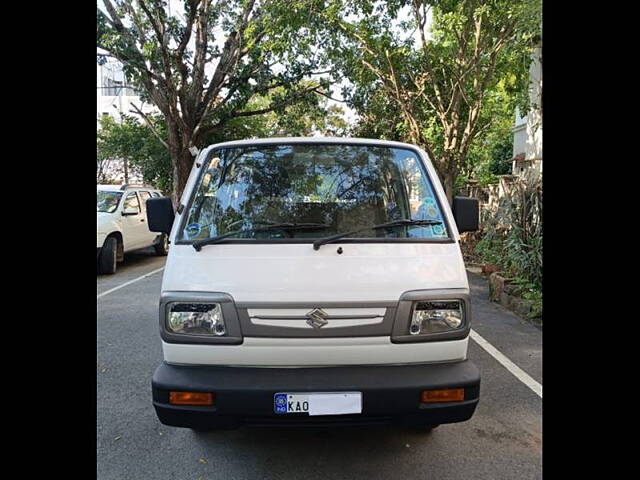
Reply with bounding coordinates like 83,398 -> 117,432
274,393 -> 288,414
274,393 -> 310,414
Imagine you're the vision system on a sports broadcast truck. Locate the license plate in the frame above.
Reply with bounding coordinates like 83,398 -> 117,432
274,392 -> 362,416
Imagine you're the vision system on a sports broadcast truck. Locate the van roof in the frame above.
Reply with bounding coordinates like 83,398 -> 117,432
205,136 -> 422,151
97,184 -> 159,192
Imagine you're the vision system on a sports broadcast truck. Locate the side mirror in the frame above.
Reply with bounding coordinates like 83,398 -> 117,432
122,207 -> 139,216
146,197 -> 175,234
452,196 -> 479,233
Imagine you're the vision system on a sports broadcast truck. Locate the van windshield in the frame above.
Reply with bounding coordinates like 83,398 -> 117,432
178,144 -> 449,242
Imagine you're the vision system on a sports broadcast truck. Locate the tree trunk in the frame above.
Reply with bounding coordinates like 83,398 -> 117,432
443,172 -> 455,207
123,157 -> 129,184
97,159 -> 105,183
166,118 -> 196,206
434,157 -> 456,207
171,148 -> 194,206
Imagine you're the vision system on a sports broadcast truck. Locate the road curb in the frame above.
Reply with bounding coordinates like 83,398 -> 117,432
466,268 -> 542,329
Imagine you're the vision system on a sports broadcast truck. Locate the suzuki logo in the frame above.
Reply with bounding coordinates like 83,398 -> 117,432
306,308 -> 329,329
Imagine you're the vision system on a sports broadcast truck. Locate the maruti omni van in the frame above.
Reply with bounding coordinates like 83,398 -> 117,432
147,137 -> 480,431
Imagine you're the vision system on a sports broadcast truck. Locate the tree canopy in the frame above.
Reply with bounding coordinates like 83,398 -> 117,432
98,114 -> 173,191
97,0 -> 541,204
97,90 -> 349,192
97,0 -> 334,201
320,0 -> 540,202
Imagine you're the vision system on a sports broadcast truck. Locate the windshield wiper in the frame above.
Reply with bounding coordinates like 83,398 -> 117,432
193,222 -> 331,251
312,218 -> 442,251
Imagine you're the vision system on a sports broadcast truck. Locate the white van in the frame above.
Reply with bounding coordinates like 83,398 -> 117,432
147,138 -> 480,431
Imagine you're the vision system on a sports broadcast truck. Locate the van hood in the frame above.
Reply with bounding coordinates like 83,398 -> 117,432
161,243 -> 468,303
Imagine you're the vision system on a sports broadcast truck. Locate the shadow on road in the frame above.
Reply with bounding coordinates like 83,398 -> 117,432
188,425 -> 440,475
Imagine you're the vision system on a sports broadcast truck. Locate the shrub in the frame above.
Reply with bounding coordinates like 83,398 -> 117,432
474,176 -> 542,317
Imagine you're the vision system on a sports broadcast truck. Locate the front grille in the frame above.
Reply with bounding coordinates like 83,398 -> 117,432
235,304 -> 398,338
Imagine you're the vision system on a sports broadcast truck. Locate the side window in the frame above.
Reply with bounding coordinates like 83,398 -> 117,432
139,191 -> 152,210
124,192 -> 141,213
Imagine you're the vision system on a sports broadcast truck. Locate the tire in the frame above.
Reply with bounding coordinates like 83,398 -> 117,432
154,234 -> 169,256
99,236 -> 118,274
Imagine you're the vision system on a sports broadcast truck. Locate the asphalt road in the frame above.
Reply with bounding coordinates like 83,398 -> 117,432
97,251 -> 542,480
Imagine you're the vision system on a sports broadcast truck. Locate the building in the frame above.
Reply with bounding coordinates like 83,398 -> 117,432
512,44 -> 542,179
97,57 -> 158,126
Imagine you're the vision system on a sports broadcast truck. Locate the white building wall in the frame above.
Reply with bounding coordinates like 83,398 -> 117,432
524,46 -> 542,163
97,93 -> 158,125
512,45 -> 542,178
96,60 -> 158,126
512,106 -> 527,157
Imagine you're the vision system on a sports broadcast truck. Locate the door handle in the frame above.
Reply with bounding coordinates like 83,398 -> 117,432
140,219 -> 145,222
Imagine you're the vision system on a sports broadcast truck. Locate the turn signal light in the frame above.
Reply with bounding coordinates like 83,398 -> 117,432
420,388 -> 464,403
169,391 -> 215,406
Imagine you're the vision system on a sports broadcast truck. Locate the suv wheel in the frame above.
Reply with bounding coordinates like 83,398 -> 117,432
99,236 -> 118,274
154,234 -> 169,256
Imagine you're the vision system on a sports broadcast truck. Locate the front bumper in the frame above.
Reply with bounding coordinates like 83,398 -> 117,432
152,360 -> 480,429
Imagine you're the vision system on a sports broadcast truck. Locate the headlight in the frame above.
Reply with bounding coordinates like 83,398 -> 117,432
167,303 -> 226,336
409,300 -> 464,335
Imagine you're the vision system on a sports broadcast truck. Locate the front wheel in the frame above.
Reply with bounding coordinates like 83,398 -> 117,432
98,236 -> 118,274
154,234 -> 169,256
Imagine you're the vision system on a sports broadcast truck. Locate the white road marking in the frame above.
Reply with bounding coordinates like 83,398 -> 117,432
470,329 -> 542,398
97,267 -> 165,299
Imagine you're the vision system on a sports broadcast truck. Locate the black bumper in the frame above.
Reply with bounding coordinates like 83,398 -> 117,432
152,361 -> 480,429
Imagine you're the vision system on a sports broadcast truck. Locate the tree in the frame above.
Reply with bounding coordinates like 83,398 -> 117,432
97,92 -> 348,192
98,114 -> 173,191
458,80 -> 517,185
97,0 -> 332,203
322,0 -> 540,204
